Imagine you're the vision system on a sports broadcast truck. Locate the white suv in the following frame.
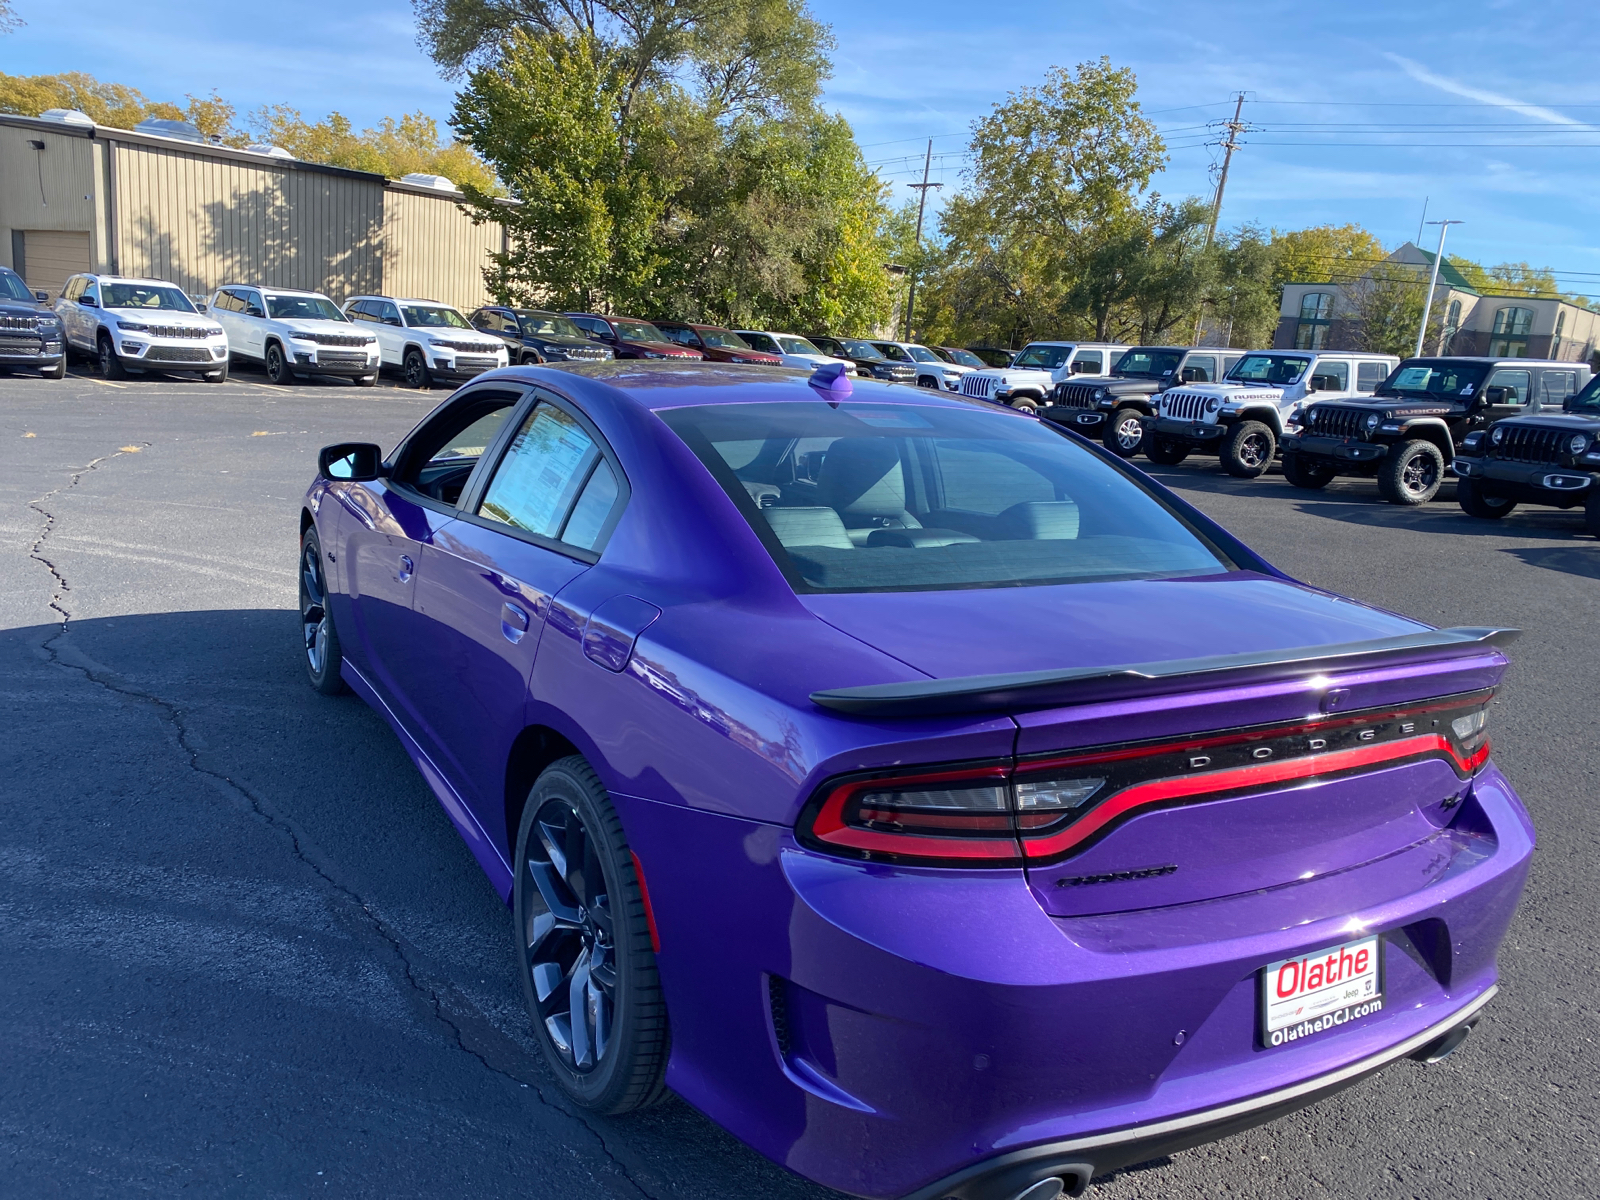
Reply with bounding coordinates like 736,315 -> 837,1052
870,340 -> 972,390
958,342 -> 1128,410
208,285 -> 379,386
1146,350 -> 1401,477
344,295 -> 509,387
732,330 -> 855,373
56,274 -> 229,381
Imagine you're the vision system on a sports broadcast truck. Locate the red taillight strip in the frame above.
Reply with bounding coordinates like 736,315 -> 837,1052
1020,733 -> 1487,860
808,763 -> 1018,861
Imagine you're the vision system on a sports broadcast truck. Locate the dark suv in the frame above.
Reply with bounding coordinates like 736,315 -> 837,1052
1453,371 -> 1600,535
653,321 -> 783,365
1279,357 -> 1593,505
807,335 -> 916,383
470,306 -> 613,364
1043,346 -> 1242,458
0,266 -> 66,379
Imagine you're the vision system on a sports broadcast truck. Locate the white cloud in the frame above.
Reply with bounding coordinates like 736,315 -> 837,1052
1384,53 -> 1582,126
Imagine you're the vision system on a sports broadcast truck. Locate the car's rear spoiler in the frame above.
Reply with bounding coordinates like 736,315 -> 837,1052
809,627 -> 1521,718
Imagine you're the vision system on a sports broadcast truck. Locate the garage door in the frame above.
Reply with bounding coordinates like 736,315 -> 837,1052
15,230 -> 91,302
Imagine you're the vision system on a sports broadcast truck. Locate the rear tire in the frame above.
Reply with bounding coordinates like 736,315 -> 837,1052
97,332 -> 127,380
1142,437 -> 1190,466
266,341 -> 296,386
1221,420 -> 1275,478
1378,439 -> 1445,505
1103,407 -> 1146,458
403,348 -> 431,389
299,526 -> 346,695
1282,452 -> 1336,490
514,757 -> 670,1115
1457,477 -> 1516,520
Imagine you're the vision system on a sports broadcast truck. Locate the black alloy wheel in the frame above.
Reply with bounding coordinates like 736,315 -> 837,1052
98,333 -> 127,380
1282,452 -> 1336,490
403,347 -> 431,389
298,527 -> 346,695
1142,436 -> 1189,466
1221,420 -> 1275,479
1378,439 -> 1445,505
515,758 -> 669,1114
1103,407 -> 1147,458
266,341 -> 296,386
1457,477 -> 1517,520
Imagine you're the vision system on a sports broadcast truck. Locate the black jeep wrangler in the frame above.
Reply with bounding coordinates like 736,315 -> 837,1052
1041,346 -> 1240,458
1278,356 -> 1593,505
1453,371 -> 1600,536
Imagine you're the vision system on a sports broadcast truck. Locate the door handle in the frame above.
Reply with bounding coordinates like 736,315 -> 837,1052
501,602 -> 530,644
397,554 -> 414,582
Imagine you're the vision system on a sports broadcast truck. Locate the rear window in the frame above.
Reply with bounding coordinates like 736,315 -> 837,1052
659,401 -> 1230,593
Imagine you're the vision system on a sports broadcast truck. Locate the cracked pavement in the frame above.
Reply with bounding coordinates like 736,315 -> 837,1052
1,368 -> 1596,1199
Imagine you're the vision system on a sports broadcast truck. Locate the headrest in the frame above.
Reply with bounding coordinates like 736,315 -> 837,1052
816,439 -> 907,516
763,506 -> 854,549
995,500 -> 1080,540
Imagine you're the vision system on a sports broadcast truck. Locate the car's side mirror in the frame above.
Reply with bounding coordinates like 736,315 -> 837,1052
246,305 -> 265,318
318,442 -> 383,482
34,290 -> 49,303
1180,366 -> 1202,382
1070,361 -> 1092,374
1310,374 -> 1338,392
190,294 -> 209,310
1484,386 -> 1508,404
81,295 -> 99,308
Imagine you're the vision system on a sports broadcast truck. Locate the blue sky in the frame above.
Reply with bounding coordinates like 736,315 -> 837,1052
7,0 -> 1600,295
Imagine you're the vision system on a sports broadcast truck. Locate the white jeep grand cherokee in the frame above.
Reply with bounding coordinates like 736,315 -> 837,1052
57,274 -> 229,381
343,295 -> 509,387
209,285 -> 380,386
1145,350 -> 1400,477
957,341 -> 1129,411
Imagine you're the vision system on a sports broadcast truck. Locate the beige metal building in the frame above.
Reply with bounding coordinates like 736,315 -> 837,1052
0,112 -> 506,308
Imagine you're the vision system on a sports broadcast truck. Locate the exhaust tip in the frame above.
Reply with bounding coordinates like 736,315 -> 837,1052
1011,1180 -> 1064,1200
1008,1167 -> 1092,1200
1410,1018 -> 1478,1064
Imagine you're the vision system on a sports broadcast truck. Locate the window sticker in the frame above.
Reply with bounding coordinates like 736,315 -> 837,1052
479,405 -> 596,536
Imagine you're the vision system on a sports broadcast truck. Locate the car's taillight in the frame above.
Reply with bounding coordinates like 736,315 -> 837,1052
799,691 -> 1494,867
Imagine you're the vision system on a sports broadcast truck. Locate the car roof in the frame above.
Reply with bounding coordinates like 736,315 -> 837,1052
221,284 -> 327,297
84,275 -> 182,287
1403,356 -> 1584,367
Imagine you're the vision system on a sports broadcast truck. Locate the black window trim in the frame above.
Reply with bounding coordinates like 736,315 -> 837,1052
381,384 -> 536,522
449,384 -> 632,564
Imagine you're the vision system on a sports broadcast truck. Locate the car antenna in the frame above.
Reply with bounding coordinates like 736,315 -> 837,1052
810,361 -> 852,400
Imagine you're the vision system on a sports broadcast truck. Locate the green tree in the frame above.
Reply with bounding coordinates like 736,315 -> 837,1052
1205,224 -> 1279,348
1270,223 -> 1385,287
253,107 -> 498,192
1347,263 -> 1439,357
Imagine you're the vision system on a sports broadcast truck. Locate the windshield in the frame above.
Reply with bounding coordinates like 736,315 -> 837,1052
267,294 -> 346,322
613,319 -> 666,343
907,346 -> 942,363
1113,349 -> 1183,379
944,349 -> 984,367
402,304 -> 471,329
1012,344 -> 1073,369
840,339 -> 882,359
699,329 -> 752,350
660,401 -> 1229,594
517,312 -> 586,339
1227,354 -> 1311,385
778,335 -> 822,355
103,283 -> 196,312
0,271 -> 33,302
1375,360 -> 1488,399
1564,374 -> 1600,414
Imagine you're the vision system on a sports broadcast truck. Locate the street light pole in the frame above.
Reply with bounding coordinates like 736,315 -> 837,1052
1415,219 -> 1464,358
903,140 -> 942,342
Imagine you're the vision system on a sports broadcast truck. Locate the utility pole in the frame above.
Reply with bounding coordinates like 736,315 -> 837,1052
902,139 -> 943,342
1205,94 -> 1248,249
1415,219 -> 1464,358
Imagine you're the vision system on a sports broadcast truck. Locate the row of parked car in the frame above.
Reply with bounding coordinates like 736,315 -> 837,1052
3,264 -> 1595,537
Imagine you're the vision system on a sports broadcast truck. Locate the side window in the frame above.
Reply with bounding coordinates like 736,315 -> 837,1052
1185,356 -> 1216,382
1487,368 -> 1532,405
1072,351 -> 1102,374
1314,361 -> 1350,391
378,301 -> 401,326
477,402 -> 623,549
1538,371 -> 1577,407
573,317 -> 608,338
1356,362 -> 1388,392
63,276 -> 84,302
478,310 -> 508,333
742,333 -> 778,353
1223,355 -> 1242,376
84,280 -> 101,305
347,300 -> 374,322
242,290 -> 264,316
391,392 -> 522,505
663,327 -> 695,346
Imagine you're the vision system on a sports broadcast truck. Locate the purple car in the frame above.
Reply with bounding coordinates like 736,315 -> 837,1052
299,361 -> 1532,1200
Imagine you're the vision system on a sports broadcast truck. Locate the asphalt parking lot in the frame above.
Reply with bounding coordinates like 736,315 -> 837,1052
1,363 -> 1596,1200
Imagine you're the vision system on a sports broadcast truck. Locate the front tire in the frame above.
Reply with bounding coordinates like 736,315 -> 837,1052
266,341 -> 296,386
203,361 -> 228,383
1378,439 -> 1445,505
1103,407 -> 1146,458
44,357 -> 66,380
403,348 -> 431,389
1221,420 -> 1275,478
514,758 -> 670,1115
1282,452 -> 1336,490
1457,477 -> 1516,520
299,526 -> 346,695
97,333 -> 127,380
1142,436 -> 1190,466
356,373 -> 377,388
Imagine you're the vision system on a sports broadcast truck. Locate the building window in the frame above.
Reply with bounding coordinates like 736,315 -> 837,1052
1295,292 -> 1333,350
1489,306 -> 1534,358
1552,310 -> 1566,360
1443,299 -> 1462,353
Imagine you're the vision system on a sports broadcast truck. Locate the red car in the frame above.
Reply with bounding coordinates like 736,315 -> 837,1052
564,313 -> 703,360
652,321 -> 783,365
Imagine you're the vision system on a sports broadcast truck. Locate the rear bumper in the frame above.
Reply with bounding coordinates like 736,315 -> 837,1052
619,764 -> 1534,1200
1455,456 -> 1595,504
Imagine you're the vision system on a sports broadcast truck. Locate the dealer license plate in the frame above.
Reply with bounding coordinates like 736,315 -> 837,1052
1259,935 -> 1383,1048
